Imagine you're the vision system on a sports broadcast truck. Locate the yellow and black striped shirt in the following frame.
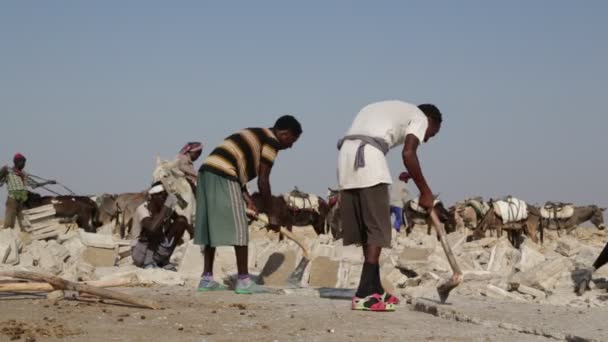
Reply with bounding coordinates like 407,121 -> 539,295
201,128 -> 281,187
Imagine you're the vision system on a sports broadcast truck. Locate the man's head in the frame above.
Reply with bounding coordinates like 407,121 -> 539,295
13,153 -> 26,170
147,181 -> 168,213
180,142 -> 203,162
398,172 -> 411,183
273,115 -> 302,149
417,104 -> 442,142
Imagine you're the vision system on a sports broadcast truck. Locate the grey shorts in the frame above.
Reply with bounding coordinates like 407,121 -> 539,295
340,184 -> 391,248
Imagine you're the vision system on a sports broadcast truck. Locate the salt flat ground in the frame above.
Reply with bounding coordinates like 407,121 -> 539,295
2,285 -> 606,342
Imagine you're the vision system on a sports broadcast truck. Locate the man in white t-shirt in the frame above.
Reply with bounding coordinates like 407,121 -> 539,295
337,101 -> 442,311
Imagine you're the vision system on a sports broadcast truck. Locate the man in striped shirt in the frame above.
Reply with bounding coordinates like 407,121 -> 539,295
1,153 -> 55,228
195,115 -> 302,294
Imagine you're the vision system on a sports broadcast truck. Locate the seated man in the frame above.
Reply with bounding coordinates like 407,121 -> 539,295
131,182 -> 191,270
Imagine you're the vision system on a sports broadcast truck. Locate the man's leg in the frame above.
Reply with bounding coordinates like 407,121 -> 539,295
154,218 -> 189,268
356,184 -> 397,307
4,197 -> 18,229
343,187 -> 394,311
195,172 -> 225,291
357,244 -> 383,298
235,246 -> 248,276
203,246 -> 216,274
390,206 -> 402,231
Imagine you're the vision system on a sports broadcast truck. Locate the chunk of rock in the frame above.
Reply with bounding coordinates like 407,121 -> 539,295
61,261 -> 96,282
0,229 -> 21,265
515,243 -> 546,272
308,256 -> 339,287
381,268 -> 409,294
79,231 -> 117,249
481,284 -> 525,302
259,250 -> 297,286
177,242 -> 204,278
555,236 -> 581,257
46,241 -> 70,263
47,290 -> 65,302
136,268 -> 185,286
486,239 -> 521,274
396,247 -> 434,276
514,284 -> 547,300
332,243 -> 363,263
510,257 -> 573,291
81,246 -> 118,267
60,234 -> 86,259
27,240 -> 62,274
447,231 -> 466,251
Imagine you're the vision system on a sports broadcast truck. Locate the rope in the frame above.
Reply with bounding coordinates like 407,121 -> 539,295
28,173 -> 76,195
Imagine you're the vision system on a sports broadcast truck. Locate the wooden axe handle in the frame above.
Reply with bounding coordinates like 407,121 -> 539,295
246,209 -> 310,259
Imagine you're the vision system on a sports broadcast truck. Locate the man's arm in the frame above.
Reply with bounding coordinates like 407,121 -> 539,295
242,187 -> 257,215
141,196 -> 176,235
177,156 -> 198,179
402,135 -> 434,210
26,174 -> 56,189
258,161 -> 277,224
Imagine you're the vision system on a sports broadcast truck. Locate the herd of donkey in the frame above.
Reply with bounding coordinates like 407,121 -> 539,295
8,159 -> 606,250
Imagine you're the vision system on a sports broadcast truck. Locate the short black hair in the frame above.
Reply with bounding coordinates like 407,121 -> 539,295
418,104 -> 443,124
274,115 -> 302,136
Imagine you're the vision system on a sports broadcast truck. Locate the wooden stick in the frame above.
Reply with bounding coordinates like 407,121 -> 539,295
0,271 -> 160,309
246,209 -> 310,259
430,209 -> 463,303
0,277 -> 136,292
0,283 -> 55,292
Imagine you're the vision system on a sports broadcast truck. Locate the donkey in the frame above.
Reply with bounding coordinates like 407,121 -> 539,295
402,200 -> 456,236
540,205 -> 605,243
24,192 -> 102,233
472,199 -> 541,247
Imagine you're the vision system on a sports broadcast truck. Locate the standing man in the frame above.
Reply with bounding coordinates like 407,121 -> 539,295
177,142 -> 203,190
131,182 -> 191,270
0,153 -> 55,229
337,101 -> 442,311
389,171 -> 412,232
195,115 -> 302,294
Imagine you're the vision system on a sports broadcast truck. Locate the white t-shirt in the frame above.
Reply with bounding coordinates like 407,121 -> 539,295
389,180 -> 411,207
130,203 -> 151,244
338,100 -> 428,190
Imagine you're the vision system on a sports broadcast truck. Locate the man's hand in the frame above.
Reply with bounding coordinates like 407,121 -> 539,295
246,201 -> 258,217
164,193 -> 178,209
419,190 -> 435,211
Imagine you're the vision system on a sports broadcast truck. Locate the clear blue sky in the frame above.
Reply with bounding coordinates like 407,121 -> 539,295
1,1 -> 606,217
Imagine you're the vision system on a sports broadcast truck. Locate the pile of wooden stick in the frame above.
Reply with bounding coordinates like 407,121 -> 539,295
0,270 -> 160,310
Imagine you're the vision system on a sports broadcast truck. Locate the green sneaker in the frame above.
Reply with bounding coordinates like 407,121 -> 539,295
197,277 -> 227,292
234,277 -> 270,294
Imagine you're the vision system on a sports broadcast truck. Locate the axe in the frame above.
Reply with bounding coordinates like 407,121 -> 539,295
430,209 -> 463,303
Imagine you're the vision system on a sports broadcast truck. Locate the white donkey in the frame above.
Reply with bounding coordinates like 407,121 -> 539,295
152,157 -> 196,226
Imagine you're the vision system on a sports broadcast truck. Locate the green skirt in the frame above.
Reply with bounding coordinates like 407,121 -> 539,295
194,171 -> 249,247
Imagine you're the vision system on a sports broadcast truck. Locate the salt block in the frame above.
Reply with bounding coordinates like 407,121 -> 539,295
259,250 -> 297,286
308,256 -> 339,287
82,246 -> 118,267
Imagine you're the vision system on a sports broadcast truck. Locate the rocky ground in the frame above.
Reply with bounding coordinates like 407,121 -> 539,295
2,221 -> 608,341
1,285 -> 607,341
